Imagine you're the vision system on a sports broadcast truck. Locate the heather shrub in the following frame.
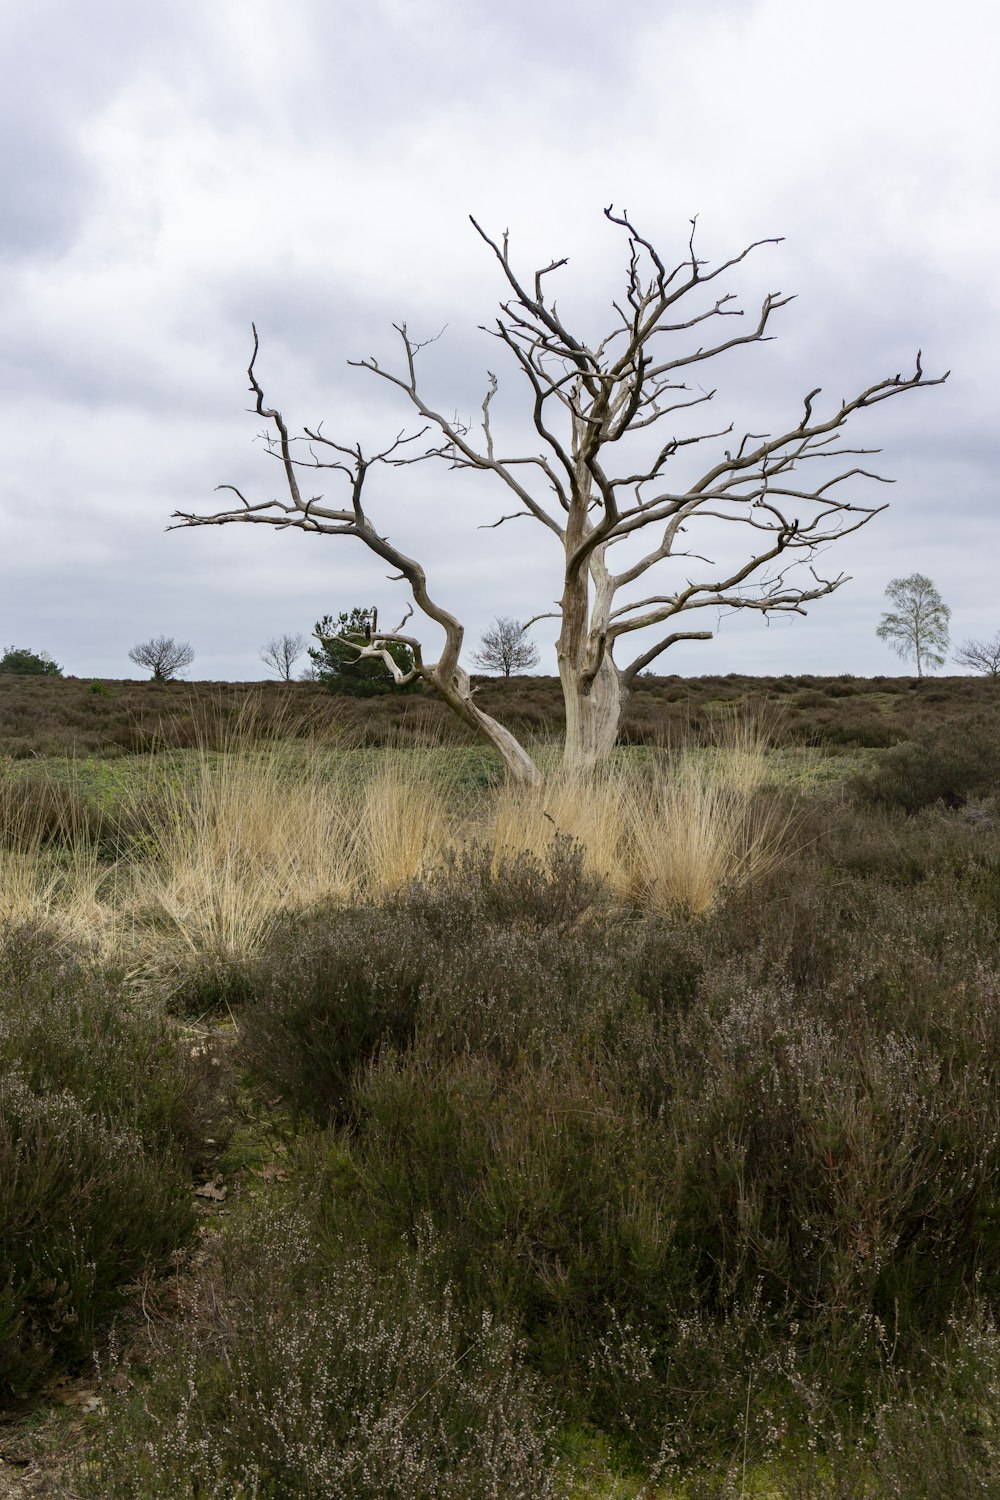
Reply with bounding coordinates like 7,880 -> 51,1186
858,1313 -> 1000,1499
348,1046 -> 683,1409
0,1077 -> 195,1398
0,924 -> 218,1397
857,710 -> 1000,811
793,688 -> 829,709
673,1312 -> 1000,1497
3,670 -> 999,759
403,837 -> 604,936
818,714 -> 897,749
237,843 -> 616,1121
0,923 -> 224,1156
663,978 -> 1000,1323
80,1175 -> 568,1499
697,794 -> 1000,991
237,904 -> 428,1123
280,820 -> 1000,1463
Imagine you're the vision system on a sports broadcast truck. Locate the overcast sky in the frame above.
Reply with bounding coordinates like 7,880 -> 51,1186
3,0 -> 997,680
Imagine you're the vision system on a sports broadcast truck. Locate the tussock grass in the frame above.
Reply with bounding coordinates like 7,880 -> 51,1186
128,739 -> 357,964
1,718 -> 788,979
488,720 -> 786,914
0,775 -> 112,940
353,755 -> 456,896
128,741 -> 467,978
488,769 -> 633,893
627,731 -> 790,915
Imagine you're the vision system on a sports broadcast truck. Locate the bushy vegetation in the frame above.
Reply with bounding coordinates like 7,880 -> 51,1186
854,705 -> 1000,812
0,645 -> 62,677
3,688 -> 1000,1495
224,821 -> 1000,1464
310,607 -> 422,696
1,669 -> 998,760
82,1194 -> 567,1498
0,925 -> 224,1399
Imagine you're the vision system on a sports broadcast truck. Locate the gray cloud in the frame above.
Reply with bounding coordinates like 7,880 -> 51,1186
1,0 -> 997,682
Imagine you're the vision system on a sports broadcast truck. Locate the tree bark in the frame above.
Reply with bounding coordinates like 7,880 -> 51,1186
558,519 -> 623,771
560,651 -> 623,772
431,663 -> 542,784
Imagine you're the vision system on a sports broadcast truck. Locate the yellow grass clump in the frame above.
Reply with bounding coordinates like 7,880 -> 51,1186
128,741 -> 356,962
488,720 -> 786,914
0,777 -> 111,941
1,716 -> 790,976
353,755 -> 454,897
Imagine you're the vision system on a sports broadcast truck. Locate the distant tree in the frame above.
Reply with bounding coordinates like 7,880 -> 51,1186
875,573 -> 950,677
954,631 -> 1000,677
260,631 -> 307,680
128,636 -> 195,681
472,617 -> 540,677
308,608 -> 419,696
0,646 -> 62,677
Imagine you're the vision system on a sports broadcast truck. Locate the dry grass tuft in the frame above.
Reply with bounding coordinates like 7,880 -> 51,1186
487,769 -> 632,893
0,776 -> 112,940
128,739 -> 357,963
488,720 -> 786,914
352,755 -> 455,897
628,721 -> 788,914
1,718 -> 790,981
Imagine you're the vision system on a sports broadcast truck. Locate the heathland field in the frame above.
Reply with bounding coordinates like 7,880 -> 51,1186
3,673 -> 1000,1497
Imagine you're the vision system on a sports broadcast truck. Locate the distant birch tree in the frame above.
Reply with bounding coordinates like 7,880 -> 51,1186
876,573 -> 951,676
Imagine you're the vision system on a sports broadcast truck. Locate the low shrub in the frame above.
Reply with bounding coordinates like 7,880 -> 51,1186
237,904 -> 428,1124
856,711 -> 1000,811
237,842 -> 619,1123
820,715 -> 897,749
0,923 -> 223,1155
405,837 -> 604,936
255,824 -> 1000,1463
350,1045 -> 683,1410
0,1076 -> 195,1398
0,923 -> 222,1398
80,1175 -> 568,1499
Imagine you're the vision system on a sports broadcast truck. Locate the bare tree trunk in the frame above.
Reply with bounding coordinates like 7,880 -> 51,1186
431,663 -> 542,784
558,526 -> 623,772
560,652 -> 623,772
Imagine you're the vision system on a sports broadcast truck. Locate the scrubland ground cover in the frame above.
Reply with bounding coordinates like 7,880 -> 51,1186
2,675 -> 1000,1496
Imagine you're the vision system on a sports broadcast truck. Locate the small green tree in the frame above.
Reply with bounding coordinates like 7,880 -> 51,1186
876,573 -> 951,677
0,646 -> 62,677
308,608 -> 420,696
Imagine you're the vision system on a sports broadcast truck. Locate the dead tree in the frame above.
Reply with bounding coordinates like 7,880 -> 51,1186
472,617 -> 540,677
954,632 -> 1000,677
173,208 -> 946,778
128,635 -> 194,681
260,631 -> 307,680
